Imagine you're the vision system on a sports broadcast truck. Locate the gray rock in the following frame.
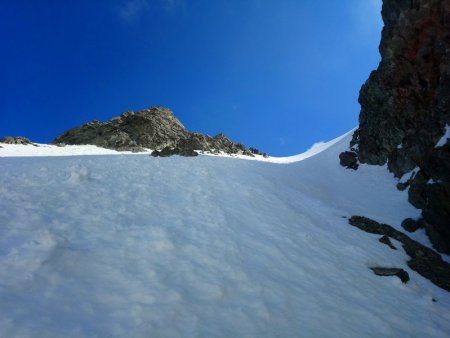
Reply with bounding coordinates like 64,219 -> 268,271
0,136 -> 33,145
53,107 -> 188,151
52,106 -> 264,157
396,181 -> 409,191
401,218 -> 422,233
339,151 -> 359,170
379,235 -> 397,250
249,147 -> 268,157
369,267 -> 410,283
151,146 -> 198,157
349,215 -> 450,292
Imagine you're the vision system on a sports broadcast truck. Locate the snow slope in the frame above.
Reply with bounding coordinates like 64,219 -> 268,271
0,143 -> 153,157
0,129 -> 350,162
0,133 -> 449,337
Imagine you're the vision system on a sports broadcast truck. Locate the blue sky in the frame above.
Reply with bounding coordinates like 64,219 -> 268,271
0,0 -> 382,156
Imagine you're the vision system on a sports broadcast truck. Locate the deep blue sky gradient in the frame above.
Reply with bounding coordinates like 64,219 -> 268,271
0,0 -> 382,156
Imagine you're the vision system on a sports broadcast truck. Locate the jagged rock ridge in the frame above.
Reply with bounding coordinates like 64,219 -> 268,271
342,0 -> 450,253
53,107 -> 266,157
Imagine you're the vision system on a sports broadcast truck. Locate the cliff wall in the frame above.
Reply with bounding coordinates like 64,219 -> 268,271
348,0 -> 450,252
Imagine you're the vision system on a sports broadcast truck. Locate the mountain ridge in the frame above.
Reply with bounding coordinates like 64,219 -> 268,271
52,106 -> 266,157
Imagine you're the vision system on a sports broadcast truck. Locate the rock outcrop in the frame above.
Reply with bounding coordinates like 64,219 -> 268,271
349,216 -> 450,292
53,107 -> 267,157
369,267 -> 410,284
339,151 -> 359,170
53,107 -> 188,152
342,0 -> 450,253
0,136 -> 35,145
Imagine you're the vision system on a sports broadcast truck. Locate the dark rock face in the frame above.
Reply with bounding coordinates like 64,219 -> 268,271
401,218 -> 423,233
379,235 -> 397,250
349,216 -> 450,292
151,146 -> 198,157
339,151 -> 359,170
53,106 -> 265,156
342,0 -> 450,253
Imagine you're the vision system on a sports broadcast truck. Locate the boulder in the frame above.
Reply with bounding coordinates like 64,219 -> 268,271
339,151 -> 359,170
401,218 -> 422,233
369,267 -> 410,283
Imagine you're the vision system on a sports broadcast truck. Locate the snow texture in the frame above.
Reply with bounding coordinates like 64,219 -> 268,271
0,133 -> 449,337
398,167 -> 419,184
0,143 -> 153,157
435,124 -> 450,147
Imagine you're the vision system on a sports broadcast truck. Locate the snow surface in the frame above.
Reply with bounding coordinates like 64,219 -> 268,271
1,133 -> 449,337
0,143 -> 153,157
435,124 -> 450,147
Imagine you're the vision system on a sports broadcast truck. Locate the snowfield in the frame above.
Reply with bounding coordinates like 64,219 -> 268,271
0,143 -> 153,157
0,133 -> 449,337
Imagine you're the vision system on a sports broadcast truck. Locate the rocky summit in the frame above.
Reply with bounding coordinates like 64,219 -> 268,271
341,0 -> 450,253
52,106 -> 266,157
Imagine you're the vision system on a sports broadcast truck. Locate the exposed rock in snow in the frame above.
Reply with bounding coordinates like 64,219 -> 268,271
349,216 -> 450,292
378,235 -> 397,250
53,107 -> 188,151
369,267 -> 409,283
151,146 -> 198,157
52,106 -> 265,157
401,218 -> 423,233
339,151 -> 359,170
0,136 -> 35,145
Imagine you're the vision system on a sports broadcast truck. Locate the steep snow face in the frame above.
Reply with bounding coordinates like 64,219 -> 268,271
0,133 -> 449,338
